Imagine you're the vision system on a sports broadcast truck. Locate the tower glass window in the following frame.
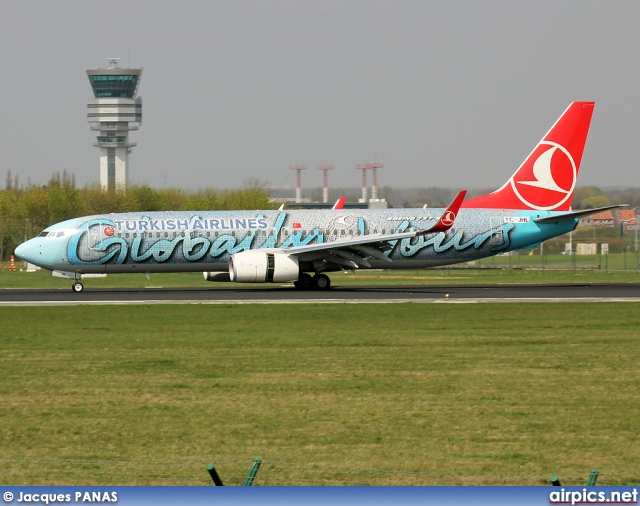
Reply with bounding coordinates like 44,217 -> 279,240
89,75 -> 139,98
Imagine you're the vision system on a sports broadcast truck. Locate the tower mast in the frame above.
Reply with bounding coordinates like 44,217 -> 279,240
290,164 -> 307,203
87,58 -> 143,191
317,164 -> 334,203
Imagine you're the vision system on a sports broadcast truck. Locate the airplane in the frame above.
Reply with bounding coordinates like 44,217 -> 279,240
15,101 -> 623,293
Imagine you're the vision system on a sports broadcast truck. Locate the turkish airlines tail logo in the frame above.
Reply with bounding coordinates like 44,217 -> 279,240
511,142 -> 576,210
463,102 -> 594,211
518,145 -> 571,193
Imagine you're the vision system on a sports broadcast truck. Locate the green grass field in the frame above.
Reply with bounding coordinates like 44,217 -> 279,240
1,303 -> 639,486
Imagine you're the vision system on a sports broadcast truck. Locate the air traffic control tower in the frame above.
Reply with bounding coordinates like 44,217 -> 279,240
87,58 -> 142,191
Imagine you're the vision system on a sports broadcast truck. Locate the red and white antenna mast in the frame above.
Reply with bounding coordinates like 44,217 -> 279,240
356,161 -> 384,202
317,163 -> 334,203
290,164 -> 307,203
356,163 -> 369,202
368,162 -> 384,200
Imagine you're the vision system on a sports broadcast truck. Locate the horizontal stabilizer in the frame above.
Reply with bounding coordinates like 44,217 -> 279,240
534,204 -> 628,224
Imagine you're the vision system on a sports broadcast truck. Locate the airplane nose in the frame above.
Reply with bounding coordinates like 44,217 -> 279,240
14,240 -> 37,264
14,242 -> 26,259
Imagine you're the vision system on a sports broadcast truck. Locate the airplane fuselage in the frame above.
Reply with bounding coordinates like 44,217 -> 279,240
20,207 -> 578,275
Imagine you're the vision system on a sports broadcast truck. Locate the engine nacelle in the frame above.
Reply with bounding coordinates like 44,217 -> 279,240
203,271 -> 231,282
229,250 -> 299,283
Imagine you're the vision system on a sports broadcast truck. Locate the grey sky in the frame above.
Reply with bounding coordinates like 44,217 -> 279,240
1,1 -> 639,193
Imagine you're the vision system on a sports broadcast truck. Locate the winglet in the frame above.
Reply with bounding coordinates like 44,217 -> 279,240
332,197 -> 346,210
418,190 -> 467,235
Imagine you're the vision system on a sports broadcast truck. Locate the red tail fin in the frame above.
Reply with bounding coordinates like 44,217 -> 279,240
332,197 -> 346,210
463,102 -> 595,211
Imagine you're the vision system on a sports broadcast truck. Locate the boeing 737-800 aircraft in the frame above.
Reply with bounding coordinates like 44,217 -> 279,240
15,102 -> 621,292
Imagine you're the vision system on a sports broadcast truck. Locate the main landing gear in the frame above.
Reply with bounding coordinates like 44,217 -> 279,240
294,273 -> 331,291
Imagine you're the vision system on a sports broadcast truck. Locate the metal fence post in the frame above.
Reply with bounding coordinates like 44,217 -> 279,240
206,463 -> 224,486
243,458 -> 262,486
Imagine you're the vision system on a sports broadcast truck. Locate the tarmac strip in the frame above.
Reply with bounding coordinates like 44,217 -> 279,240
2,297 -> 640,306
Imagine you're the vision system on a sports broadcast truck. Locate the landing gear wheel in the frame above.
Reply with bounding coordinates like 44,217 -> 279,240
294,273 -> 313,290
72,282 -> 84,293
312,274 -> 331,290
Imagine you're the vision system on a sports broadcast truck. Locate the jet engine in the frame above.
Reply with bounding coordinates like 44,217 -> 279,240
203,271 -> 231,282
229,250 -> 299,283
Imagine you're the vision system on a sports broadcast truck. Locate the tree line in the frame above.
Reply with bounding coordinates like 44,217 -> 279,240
0,171 -> 274,261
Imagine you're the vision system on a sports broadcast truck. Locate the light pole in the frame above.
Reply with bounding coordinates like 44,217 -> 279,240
23,218 -> 30,267
568,230 -> 576,273
634,208 -> 638,272
621,218 -> 633,271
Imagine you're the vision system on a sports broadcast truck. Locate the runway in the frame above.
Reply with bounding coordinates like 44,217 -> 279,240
2,283 -> 640,305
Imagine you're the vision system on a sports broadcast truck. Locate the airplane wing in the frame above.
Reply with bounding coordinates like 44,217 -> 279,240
286,190 -> 466,269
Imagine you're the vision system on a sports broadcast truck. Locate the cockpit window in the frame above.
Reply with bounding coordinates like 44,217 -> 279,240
44,229 -> 78,239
